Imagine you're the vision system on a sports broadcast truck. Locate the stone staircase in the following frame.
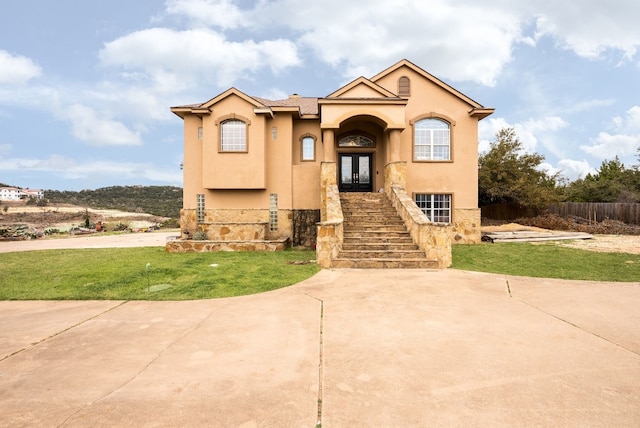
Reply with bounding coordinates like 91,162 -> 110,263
332,192 -> 439,268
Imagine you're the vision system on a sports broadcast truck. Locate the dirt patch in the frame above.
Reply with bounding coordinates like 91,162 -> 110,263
553,234 -> 640,255
0,202 -> 167,235
482,219 -> 640,255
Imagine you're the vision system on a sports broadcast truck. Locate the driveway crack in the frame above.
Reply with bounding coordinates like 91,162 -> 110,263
56,304 -> 223,427
0,301 -> 128,363
519,300 -> 640,358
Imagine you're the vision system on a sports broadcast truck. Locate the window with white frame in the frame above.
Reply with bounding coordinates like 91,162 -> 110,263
415,194 -> 451,223
414,118 -> 450,161
220,119 -> 247,151
301,136 -> 315,161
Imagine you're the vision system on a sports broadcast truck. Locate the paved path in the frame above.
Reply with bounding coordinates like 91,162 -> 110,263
1,268 -> 639,427
0,231 -> 177,253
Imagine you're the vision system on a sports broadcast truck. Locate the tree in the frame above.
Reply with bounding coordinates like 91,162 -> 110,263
564,157 -> 640,202
478,128 -> 561,208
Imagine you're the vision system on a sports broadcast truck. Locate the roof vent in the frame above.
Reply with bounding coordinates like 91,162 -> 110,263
289,93 -> 301,99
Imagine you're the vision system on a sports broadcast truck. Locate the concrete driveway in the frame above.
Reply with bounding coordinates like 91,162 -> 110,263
1,266 -> 639,427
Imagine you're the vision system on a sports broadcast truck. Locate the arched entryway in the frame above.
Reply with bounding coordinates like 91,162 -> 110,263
333,116 -> 386,193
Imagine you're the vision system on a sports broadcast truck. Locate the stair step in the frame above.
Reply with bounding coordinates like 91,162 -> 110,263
341,243 -> 419,251
344,226 -> 408,233
344,231 -> 411,239
331,258 -> 439,269
337,192 -> 436,269
338,250 -> 426,259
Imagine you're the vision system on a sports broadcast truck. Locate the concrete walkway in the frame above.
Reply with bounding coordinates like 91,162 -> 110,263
1,269 -> 639,427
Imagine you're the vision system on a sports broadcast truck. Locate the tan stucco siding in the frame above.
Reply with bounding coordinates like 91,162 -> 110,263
321,104 -> 405,129
292,165 -> 321,208
265,114 -> 293,208
202,95 -> 266,189
376,66 -> 481,209
182,115 -> 204,209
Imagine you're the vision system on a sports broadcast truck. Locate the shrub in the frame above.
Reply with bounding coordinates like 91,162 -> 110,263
192,230 -> 209,240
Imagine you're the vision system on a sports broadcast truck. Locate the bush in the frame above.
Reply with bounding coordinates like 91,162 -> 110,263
161,218 -> 180,228
192,230 -> 209,240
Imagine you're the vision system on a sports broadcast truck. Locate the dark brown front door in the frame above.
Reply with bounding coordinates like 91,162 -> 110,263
339,154 -> 373,192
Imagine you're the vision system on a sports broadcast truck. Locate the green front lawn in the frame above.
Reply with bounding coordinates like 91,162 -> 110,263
452,242 -> 640,282
0,248 -> 319,300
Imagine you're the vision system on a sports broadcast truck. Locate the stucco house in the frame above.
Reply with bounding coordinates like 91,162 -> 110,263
169,59 -> 493,268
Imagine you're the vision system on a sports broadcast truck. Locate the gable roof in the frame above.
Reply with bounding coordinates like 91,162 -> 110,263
171,89 -> 319,118
371,59 -> 488,110
326,76 -> 400,99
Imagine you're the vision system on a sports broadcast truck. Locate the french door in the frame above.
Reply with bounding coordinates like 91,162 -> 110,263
339,154 -> 373,192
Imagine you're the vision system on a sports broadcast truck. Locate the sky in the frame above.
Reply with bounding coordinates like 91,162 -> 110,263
1,0 -> 639,191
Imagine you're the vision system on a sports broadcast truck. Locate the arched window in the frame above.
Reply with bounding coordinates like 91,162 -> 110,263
220,119 -> 247,152
414,118 -> 450,160
301,135 -> 316,161
398,76 -> 410,96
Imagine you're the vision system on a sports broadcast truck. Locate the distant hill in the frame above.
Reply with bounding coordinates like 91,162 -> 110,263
44,186 -> 183,218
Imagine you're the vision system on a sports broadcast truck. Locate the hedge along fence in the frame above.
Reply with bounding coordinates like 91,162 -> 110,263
482,202 -> 640,225
547,202 -> 640,225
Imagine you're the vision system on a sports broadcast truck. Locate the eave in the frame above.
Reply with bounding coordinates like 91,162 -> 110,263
469,108 -> 495,120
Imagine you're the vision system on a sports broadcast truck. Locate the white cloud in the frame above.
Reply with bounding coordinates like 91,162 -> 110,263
582,132 -> 640,159
165,0 -> 244,29
0,154 -> 182,183
64,104 -> 142,146
533,1 -> 640,60
99,27 -> 300,90
0,50 -> 42,85
0,143 -> 11,156
556,158 -> 596,181
479,116 -> 568,154
581,105 -> 640,160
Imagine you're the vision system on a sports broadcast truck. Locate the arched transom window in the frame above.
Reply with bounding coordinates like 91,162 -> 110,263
338,134 -> 374,147
414,118 -> 450,161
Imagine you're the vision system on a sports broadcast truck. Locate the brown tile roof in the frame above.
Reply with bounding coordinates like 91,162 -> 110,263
252,96 -> 319,115
172,95 -> 319,116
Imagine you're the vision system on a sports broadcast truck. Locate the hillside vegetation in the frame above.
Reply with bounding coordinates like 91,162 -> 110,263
44,186 -> 183,218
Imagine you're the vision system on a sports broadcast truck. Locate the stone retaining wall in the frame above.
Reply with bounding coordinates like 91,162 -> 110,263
166,238 -> 289,253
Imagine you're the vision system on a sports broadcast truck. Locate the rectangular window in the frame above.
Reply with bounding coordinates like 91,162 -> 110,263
415,194 -> 451,223
196,194 -> 205,223
301,136 -> 315,161
269,194 -> 278,232
198,127 -> 203,141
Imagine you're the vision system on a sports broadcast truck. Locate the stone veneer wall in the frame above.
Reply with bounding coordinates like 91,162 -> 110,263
166,239 -> 288,253
389,185 -> 452,268
179,208 -> 293,241
452,208 -> 481,244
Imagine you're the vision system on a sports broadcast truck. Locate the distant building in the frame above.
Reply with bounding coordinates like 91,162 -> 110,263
0,187 -> 44,201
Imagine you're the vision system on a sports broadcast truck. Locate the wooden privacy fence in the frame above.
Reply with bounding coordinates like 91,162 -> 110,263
482,202 -> 640,225
547,202 -> 640,225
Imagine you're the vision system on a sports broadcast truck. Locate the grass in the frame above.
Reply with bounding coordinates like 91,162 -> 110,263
0,248 -> 319,300
452,241 -> 640,282
2,242 -> 638,301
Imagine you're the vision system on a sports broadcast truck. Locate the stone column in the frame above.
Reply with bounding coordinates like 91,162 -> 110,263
322,129 -> 335,162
